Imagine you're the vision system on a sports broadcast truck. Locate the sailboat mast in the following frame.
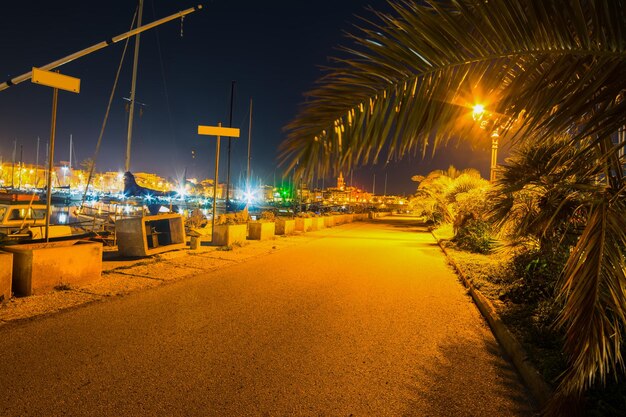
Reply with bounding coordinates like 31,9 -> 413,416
45,141 -> 49,187
125,0 -> 144,173
11,139 -> 16,188
18,145 -> 23,188
225,81 -> 235,208
384,172 -> 387,196
35,137 -> 40,188
69,134 -> 72,169
246,98 -> 252,191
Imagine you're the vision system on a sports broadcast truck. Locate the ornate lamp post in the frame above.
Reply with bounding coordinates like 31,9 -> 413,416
472,104 -> 500,182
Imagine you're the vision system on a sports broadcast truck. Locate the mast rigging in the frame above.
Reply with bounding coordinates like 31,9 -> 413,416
0,4 -> 203,92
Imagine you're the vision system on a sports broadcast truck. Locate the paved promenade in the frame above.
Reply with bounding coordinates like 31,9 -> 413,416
0,217 -> 533,416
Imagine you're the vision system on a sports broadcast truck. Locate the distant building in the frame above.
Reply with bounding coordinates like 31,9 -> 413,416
321,173 -> 374,203
310,189 -> 324,203
295,184 -> 311,203
101,172 -> 126,193
261,185 -> 274,202
337,172 -> 345,190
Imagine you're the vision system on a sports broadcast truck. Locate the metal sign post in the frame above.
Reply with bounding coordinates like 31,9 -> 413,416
32,67 -> 80,242
198,123 -> 240,243
44,87 -> 59,243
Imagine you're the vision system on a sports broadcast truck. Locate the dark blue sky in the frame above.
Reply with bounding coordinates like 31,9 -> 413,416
0,0 -> 497,195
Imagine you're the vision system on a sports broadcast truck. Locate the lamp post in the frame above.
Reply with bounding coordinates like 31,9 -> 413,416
472,104 -> 499,182
489,131 -> 499,182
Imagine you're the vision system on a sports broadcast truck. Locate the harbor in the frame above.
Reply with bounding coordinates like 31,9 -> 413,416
2,0 -> 623,415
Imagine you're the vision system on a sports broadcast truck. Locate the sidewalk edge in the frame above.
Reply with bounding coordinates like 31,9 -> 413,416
431,230 -> 552,408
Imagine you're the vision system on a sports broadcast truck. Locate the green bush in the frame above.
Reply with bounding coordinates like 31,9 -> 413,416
453,218 -> 494,254
504,249 -> 567,304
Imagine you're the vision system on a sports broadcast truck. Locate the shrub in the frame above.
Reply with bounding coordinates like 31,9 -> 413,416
216,209 -> 249,225
185,208 -> 208,229
260,211 -> 275,222
453,218 -> 494,254
504,249 -> 567,304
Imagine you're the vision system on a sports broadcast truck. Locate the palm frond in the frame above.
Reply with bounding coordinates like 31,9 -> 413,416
553,194 -> 626,398
279,0 -> 626,180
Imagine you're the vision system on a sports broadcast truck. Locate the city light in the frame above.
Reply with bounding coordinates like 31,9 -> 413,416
0,161 -> 406,213
243,189 -> 256,204
176,187 -> 187,198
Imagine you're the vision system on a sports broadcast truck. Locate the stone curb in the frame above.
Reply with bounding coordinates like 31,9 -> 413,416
431,231 -> 552,408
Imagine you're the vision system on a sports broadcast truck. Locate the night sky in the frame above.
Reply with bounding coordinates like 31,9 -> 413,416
0,0 -> 499,195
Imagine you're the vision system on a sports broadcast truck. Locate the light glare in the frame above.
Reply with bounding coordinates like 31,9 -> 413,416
472,104 -> 485,120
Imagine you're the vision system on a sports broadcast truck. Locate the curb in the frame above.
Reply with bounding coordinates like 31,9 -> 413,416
431,231 -> 552,408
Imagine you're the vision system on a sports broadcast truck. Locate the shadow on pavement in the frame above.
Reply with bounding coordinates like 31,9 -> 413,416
371,216 -> 427,228
402,337 -> 535,417
322,218 -> 439,246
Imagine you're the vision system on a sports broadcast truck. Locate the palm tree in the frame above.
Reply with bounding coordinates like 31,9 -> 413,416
412,166 -> 492,252
411,168 -> 456,223
490,135 -> 594,253
279,0 -> 626,412
412,166 -> 486,224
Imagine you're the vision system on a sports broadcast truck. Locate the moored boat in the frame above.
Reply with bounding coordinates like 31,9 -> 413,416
0,192 -> 91,244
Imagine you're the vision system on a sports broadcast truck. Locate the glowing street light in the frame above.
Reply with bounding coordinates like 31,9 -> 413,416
472,103 -> 499,182
472,104 -> 485,121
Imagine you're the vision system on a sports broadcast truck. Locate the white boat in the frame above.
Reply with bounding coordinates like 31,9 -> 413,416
0,193 -> 81,243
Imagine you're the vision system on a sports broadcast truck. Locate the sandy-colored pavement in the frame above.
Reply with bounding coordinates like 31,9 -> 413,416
0,217 -> 533,416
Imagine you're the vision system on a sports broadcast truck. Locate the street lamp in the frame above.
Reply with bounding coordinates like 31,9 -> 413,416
472,104 -> 485,119
472,103 -> 499,182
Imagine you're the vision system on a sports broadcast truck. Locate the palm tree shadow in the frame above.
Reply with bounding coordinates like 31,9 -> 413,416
401,337 -> 537,417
